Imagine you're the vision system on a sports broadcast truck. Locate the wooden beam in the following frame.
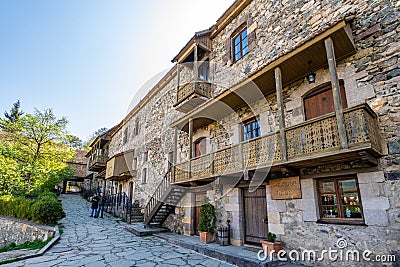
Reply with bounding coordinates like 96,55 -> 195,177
188,118 -> 193,179
325,37 -> 348,149
173,127 -> 178,165
176,64 -> 180,103
275,67 -> 287,161
193,44 -> 198,82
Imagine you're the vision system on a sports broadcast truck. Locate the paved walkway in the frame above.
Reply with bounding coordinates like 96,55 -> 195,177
3,194 -> 234,267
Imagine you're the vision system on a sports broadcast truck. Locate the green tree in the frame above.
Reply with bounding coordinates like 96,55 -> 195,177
0,100 -> 24,132
65,135 -> 83,150
0,108 -> 74,196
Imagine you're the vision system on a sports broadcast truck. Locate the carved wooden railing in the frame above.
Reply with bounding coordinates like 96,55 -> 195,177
344,104 -> 382,153
144,166 -> 174,222
172,104 -> 380,184
175,78 -> 212,106
89,154 -> 108,169
173,132 -> 281,183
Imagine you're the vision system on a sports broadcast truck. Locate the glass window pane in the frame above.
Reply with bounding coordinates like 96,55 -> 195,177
320,181 -> 334,193
241,29 -> 247,39
242,36 -> 248,47
321,205 -> 338,218
235,44 -> 241,54
321,194 -> 337,205
340,179 -> 357,191
234,36 -> 240,45
235,53 -> 241,61
243,46 -> 249,55
343,205 -> 362,218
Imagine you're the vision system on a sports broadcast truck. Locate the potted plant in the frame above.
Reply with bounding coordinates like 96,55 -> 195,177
260,232 -> 284,259
197,197 -> 216,243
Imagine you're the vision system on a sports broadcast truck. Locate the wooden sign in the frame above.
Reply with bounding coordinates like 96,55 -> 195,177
270,176 -> 302,200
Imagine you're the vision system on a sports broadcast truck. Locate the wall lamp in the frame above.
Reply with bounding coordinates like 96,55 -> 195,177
307,61 -> 316,84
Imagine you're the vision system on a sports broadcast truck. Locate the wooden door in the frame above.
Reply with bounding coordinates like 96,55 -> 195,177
128,182 -> 134,202
194,138 -> 206,157
243,187 -> 268,244
194,192 -> 206,235
304,83 -> 347,120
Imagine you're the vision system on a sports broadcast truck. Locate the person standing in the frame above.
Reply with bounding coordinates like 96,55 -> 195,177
97,192 -> 105,218
90,193 -> 99,217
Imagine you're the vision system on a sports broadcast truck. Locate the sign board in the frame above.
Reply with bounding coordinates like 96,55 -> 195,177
270,176 -> 302,200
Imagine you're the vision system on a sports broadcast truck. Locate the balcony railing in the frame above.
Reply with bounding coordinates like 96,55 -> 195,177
173,104 -> 381,184
175,79 -> 212,110
88,152 -> 108,171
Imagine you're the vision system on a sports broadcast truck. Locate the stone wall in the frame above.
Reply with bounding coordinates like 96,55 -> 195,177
0,216 -> 55,248
266,171 -> 399,266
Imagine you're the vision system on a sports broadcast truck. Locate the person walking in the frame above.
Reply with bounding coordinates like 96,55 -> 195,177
90,193 -> 99,217
97,192 -> 105,218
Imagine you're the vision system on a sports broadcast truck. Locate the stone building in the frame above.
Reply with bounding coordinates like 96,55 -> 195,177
96,0 -> 399,265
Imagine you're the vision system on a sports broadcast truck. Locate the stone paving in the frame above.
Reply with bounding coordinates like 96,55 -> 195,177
2,194 -> 235,267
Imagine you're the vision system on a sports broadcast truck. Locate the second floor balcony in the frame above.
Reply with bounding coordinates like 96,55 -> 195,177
173,104 -> 382,184
88,150 -> 108,172
105,150 -> 137,181
174,79 -> 212,113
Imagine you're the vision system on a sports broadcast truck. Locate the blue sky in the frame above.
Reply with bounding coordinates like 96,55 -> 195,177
0,0 -> 234,141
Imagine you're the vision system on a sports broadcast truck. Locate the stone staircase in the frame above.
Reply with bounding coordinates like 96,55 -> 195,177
130,200 -> 144,223
144,168 -> 187,227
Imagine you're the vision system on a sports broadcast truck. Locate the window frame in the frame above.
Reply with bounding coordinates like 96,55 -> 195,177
316,176 -> 365,225
232,27 -> 249,62
242,117 -> 261,141
142,168 -> 147,184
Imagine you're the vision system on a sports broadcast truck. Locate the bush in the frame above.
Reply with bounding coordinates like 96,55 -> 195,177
31,195 -> 65,226
197,197 -> 216,233
0,195 -> 33,220
0,192 -> 65,225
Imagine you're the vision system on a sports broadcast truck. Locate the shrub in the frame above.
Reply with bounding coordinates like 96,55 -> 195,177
266,232 -> 277,242
0,192 -> 65,225
197,197 -> 216,233
31,195 -> 65,226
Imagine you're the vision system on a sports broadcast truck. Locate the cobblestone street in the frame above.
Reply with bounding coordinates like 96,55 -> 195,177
3,194 -> 234,267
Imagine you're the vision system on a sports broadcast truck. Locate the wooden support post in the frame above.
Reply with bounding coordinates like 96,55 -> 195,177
275,67 -> 287,162
325,37 -> 348,149
193,44 -> 198,82
176,64 -> 180,102
173,127 -> 178,165
188,118 -> 193,178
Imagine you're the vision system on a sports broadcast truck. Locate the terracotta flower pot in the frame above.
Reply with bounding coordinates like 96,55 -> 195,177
260,240 -> 284,259
199,231 -> 214,243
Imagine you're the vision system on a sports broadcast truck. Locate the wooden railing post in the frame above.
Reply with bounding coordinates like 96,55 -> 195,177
188,118 -> 193,179
275,67 -> 288,162
325,37 -> 348,149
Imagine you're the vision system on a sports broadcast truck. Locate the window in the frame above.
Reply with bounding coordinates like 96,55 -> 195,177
198,61 -> 209,81
133,157 -> 137,170
142,168 -> 147,184
143,151 -> 148,162
134,119 -> 140,135
194,138 -> 207,157
123,128 -> 129,144
233,27 -> 248,62
317,176 -> 364,224
243,118 -> 260,141
304,82 -> 347,120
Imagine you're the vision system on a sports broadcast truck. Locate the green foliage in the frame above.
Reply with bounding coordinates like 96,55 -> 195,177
0,192 -> 65,225
197,197 -> 216,233
31,195 -> 65,226
266,232 -> 277,242
0,100 -> 24,132
0,237 -> 52,252
64,135 -> 83,149
0,195 -> 33,220
0,105 -> 75,196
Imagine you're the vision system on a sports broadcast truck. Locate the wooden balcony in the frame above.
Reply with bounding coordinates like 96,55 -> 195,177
105,151 -> 137,181
88,152 -> 108,172
173,104 -> 382,184
174,79 -> 212,113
